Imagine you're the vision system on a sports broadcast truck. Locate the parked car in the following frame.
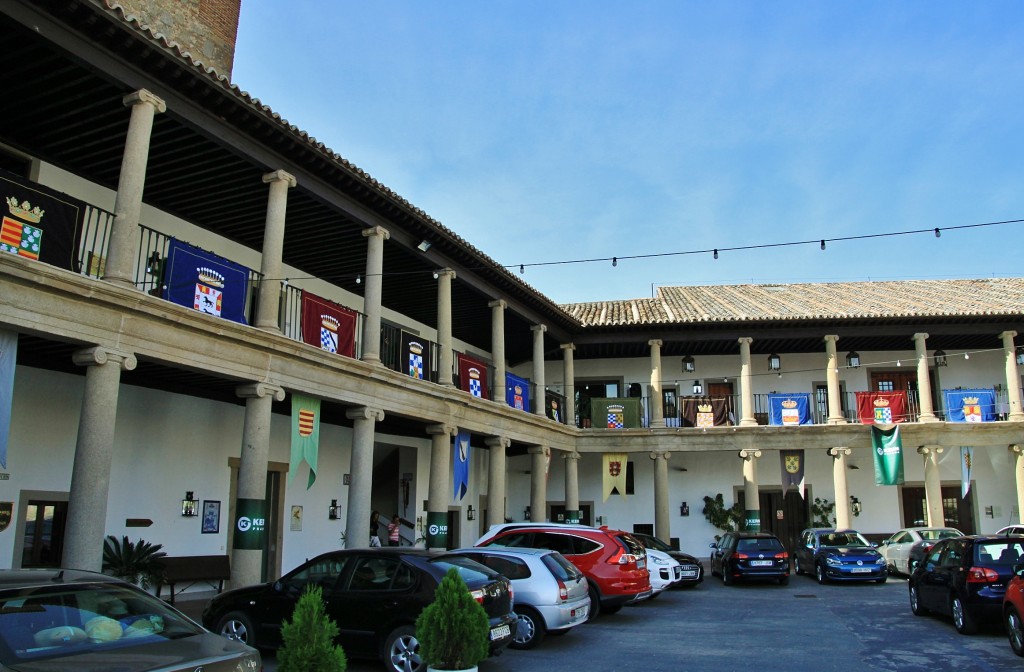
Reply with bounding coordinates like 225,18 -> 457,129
448,546 -> 589,649
1004,564 -> 1024,656
909,535 -> 1024,634
202,548 -> 516,672
0,568 -> 260,672
476,522 -> 653,620
630,532 -> 705,587
645,548 -> 683,595
794,528 -> 887,584
997,525 -> 1024,536
709,531 -> 790,585
879,527 -> 963,576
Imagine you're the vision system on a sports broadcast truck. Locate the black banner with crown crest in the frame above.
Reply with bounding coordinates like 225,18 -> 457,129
0,170 -> 84,272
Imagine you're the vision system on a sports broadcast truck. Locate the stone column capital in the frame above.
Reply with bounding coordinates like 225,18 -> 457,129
361,225 -> 391,241
563,450 -> 581,461
488,299 -> 506,310
648,339 -> 663,349
435,267 -> 456,280
823,334 -> 840,345
1010,444 -> 1023,456
738,449 -> 762,460
123,89 -> 166,113
347,406 -> 385,422
72,346 -> 137,371
561,343 -> 576,352
738,337 -> 753,346
262,169 -> 297,188
531,324 -> 547,334
235,382 -> 285,401
916,445 -> 944,456
1000,330 -> 1019,341
426,423 -> 456,437
649,451 -> 670,462
485,436 -> 511,449
828,446 -> 852,458
528,445 -> 550,456
912,332 -> 930,343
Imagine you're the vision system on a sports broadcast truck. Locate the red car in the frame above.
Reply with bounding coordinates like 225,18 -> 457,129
1004,565 -> 1024,656
476,523 -> 652,620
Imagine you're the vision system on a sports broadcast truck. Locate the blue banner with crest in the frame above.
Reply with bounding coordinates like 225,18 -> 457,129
164,239 -> 250,324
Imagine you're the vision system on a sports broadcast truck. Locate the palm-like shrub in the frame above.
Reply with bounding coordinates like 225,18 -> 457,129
101,535 -> 166,589
276,584 -> 347,672
415,567 -> 489,671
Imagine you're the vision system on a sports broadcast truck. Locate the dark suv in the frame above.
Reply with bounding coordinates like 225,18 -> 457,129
710,531 -> 790,585
476,523 -> 652,620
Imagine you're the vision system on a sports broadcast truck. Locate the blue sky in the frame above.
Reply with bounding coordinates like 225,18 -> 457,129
232,1 -> 1024,304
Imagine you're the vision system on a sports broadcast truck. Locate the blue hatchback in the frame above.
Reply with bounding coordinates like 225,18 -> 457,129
794,528 -> 888,584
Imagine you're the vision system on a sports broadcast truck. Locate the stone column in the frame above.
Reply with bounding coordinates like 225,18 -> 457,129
738,449 -> 762,531
230,382 -> 285,588
824,335 -> 847,424
913,333 -> 938,422
1011,445 -> 1024,524
917,445 -> 945,527
485,436 -> 509,527
62,347 -> 137,572
102,90 -> 166,288
829,447 -> 853,529
344,406 -> 384,549
435,268 -> 456,386
650,451 -> 671,542
738,337 -> 757,426
564,451 -> 581,524
489,300 -> 507,402
1000,331 -> 1024,421
360,226 -> 390,364
426,424 -> 456,549
561,343 -> 576,427
529,445 -> 549,521
254,170 -> 297,331
532,325 -> 547,415
648,339 -> 665,428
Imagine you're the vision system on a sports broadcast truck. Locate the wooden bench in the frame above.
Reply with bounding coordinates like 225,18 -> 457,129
155,555 -> 231,604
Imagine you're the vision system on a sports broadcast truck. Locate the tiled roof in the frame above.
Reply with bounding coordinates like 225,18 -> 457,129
561,278 -> 1024,327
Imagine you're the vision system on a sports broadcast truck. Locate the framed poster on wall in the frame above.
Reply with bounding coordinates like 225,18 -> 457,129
202,500 -> 221,534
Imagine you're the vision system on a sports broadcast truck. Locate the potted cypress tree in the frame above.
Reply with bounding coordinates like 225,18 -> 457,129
276,584 -> 347,672
415,567 -> 490,672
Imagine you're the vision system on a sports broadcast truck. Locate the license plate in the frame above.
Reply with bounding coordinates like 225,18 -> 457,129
490,624 -> 511,641
680,570 -> 697,578
637,558 -> 645,569
850,567 -> 872,573
750,560 -> 773,567
572,605 -> 589,619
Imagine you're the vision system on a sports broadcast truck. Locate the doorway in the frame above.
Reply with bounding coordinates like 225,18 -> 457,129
21,499 -> 68,568
737,489 -> 808,553
900,486 -> 975,534
549,503 -> 593,526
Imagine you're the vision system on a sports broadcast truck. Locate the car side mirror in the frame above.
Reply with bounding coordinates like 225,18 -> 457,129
709,542 -> 717,549
1014,562 -> 1024,576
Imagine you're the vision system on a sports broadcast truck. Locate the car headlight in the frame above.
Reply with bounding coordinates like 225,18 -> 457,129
651,556 -> 669,566
825,556 -> 842,567
875,556 -> 886,565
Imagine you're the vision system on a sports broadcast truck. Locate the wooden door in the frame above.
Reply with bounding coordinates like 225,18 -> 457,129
900,486 -> 975,534
22,500 -> 67,568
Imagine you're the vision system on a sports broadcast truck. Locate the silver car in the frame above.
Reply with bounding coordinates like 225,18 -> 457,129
0,568 -> 260,672
451,546 -> 590,649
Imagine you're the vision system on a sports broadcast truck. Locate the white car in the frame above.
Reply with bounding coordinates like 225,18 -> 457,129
878,526 -> 963,575
645,548 -> 683,596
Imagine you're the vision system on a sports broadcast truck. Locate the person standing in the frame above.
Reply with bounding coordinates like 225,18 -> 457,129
369,510 -> 382,547
387,514 -> 401,546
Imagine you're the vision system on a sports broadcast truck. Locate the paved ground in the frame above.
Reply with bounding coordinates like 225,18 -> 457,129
179,571 -> 1022,672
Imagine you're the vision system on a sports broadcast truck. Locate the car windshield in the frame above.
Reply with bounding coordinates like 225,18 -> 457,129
0,581 -> 204,665
819,532 -> 870,547
976,540 -> 1024,565
737,538 -> 783,553
639,534 -> 672,552
919,529 -> 961,541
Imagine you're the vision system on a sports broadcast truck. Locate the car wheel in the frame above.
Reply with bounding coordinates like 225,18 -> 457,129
722,567 -> 733,586
216,611 -> 256,648
794,557 -> 803,575
1006,606 -> 1024,657
908,559 -> 918,575
909,583 -> 929,616
383,625 -> 423,672
952,595 -> 978,635
815,563 -> 827,585
876,576 -> 888,584
710,560 -> 719,578
586,584 -> 601,622
511,606 -> 546,650
887,561 -> 898,576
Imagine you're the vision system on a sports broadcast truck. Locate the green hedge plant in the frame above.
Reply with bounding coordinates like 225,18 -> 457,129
415,567 -> 489,670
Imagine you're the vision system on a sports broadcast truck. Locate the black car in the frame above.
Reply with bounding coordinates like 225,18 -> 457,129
909,535 -> 1024,634
709,532 -> 790,585
630,532 -> 704,587
0,568 -> 260,672
794,528 -> 887,583
202,549 -> 516,672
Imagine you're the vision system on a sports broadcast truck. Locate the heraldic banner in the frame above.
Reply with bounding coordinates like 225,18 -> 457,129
591,398 -> 641,429
505,372 -> 531,412
399,331 -> 432,380
871,425 -> 905,486
545,391 -> 563,423
768,393 -> 813,426
290,393 -> 321,489
457,353 -> 489,400
1,169 -> 84,272
855,391 -> 908,424
961,446 -> 974,498
164,238 -> 251,324
780,450 -> 806,498
943,389 -> 996,423
603,452 -> 628,502
300,291 -> 357,358
680,396 -> 731,427
453,429 -> 471,500
0,329 -> 16,470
